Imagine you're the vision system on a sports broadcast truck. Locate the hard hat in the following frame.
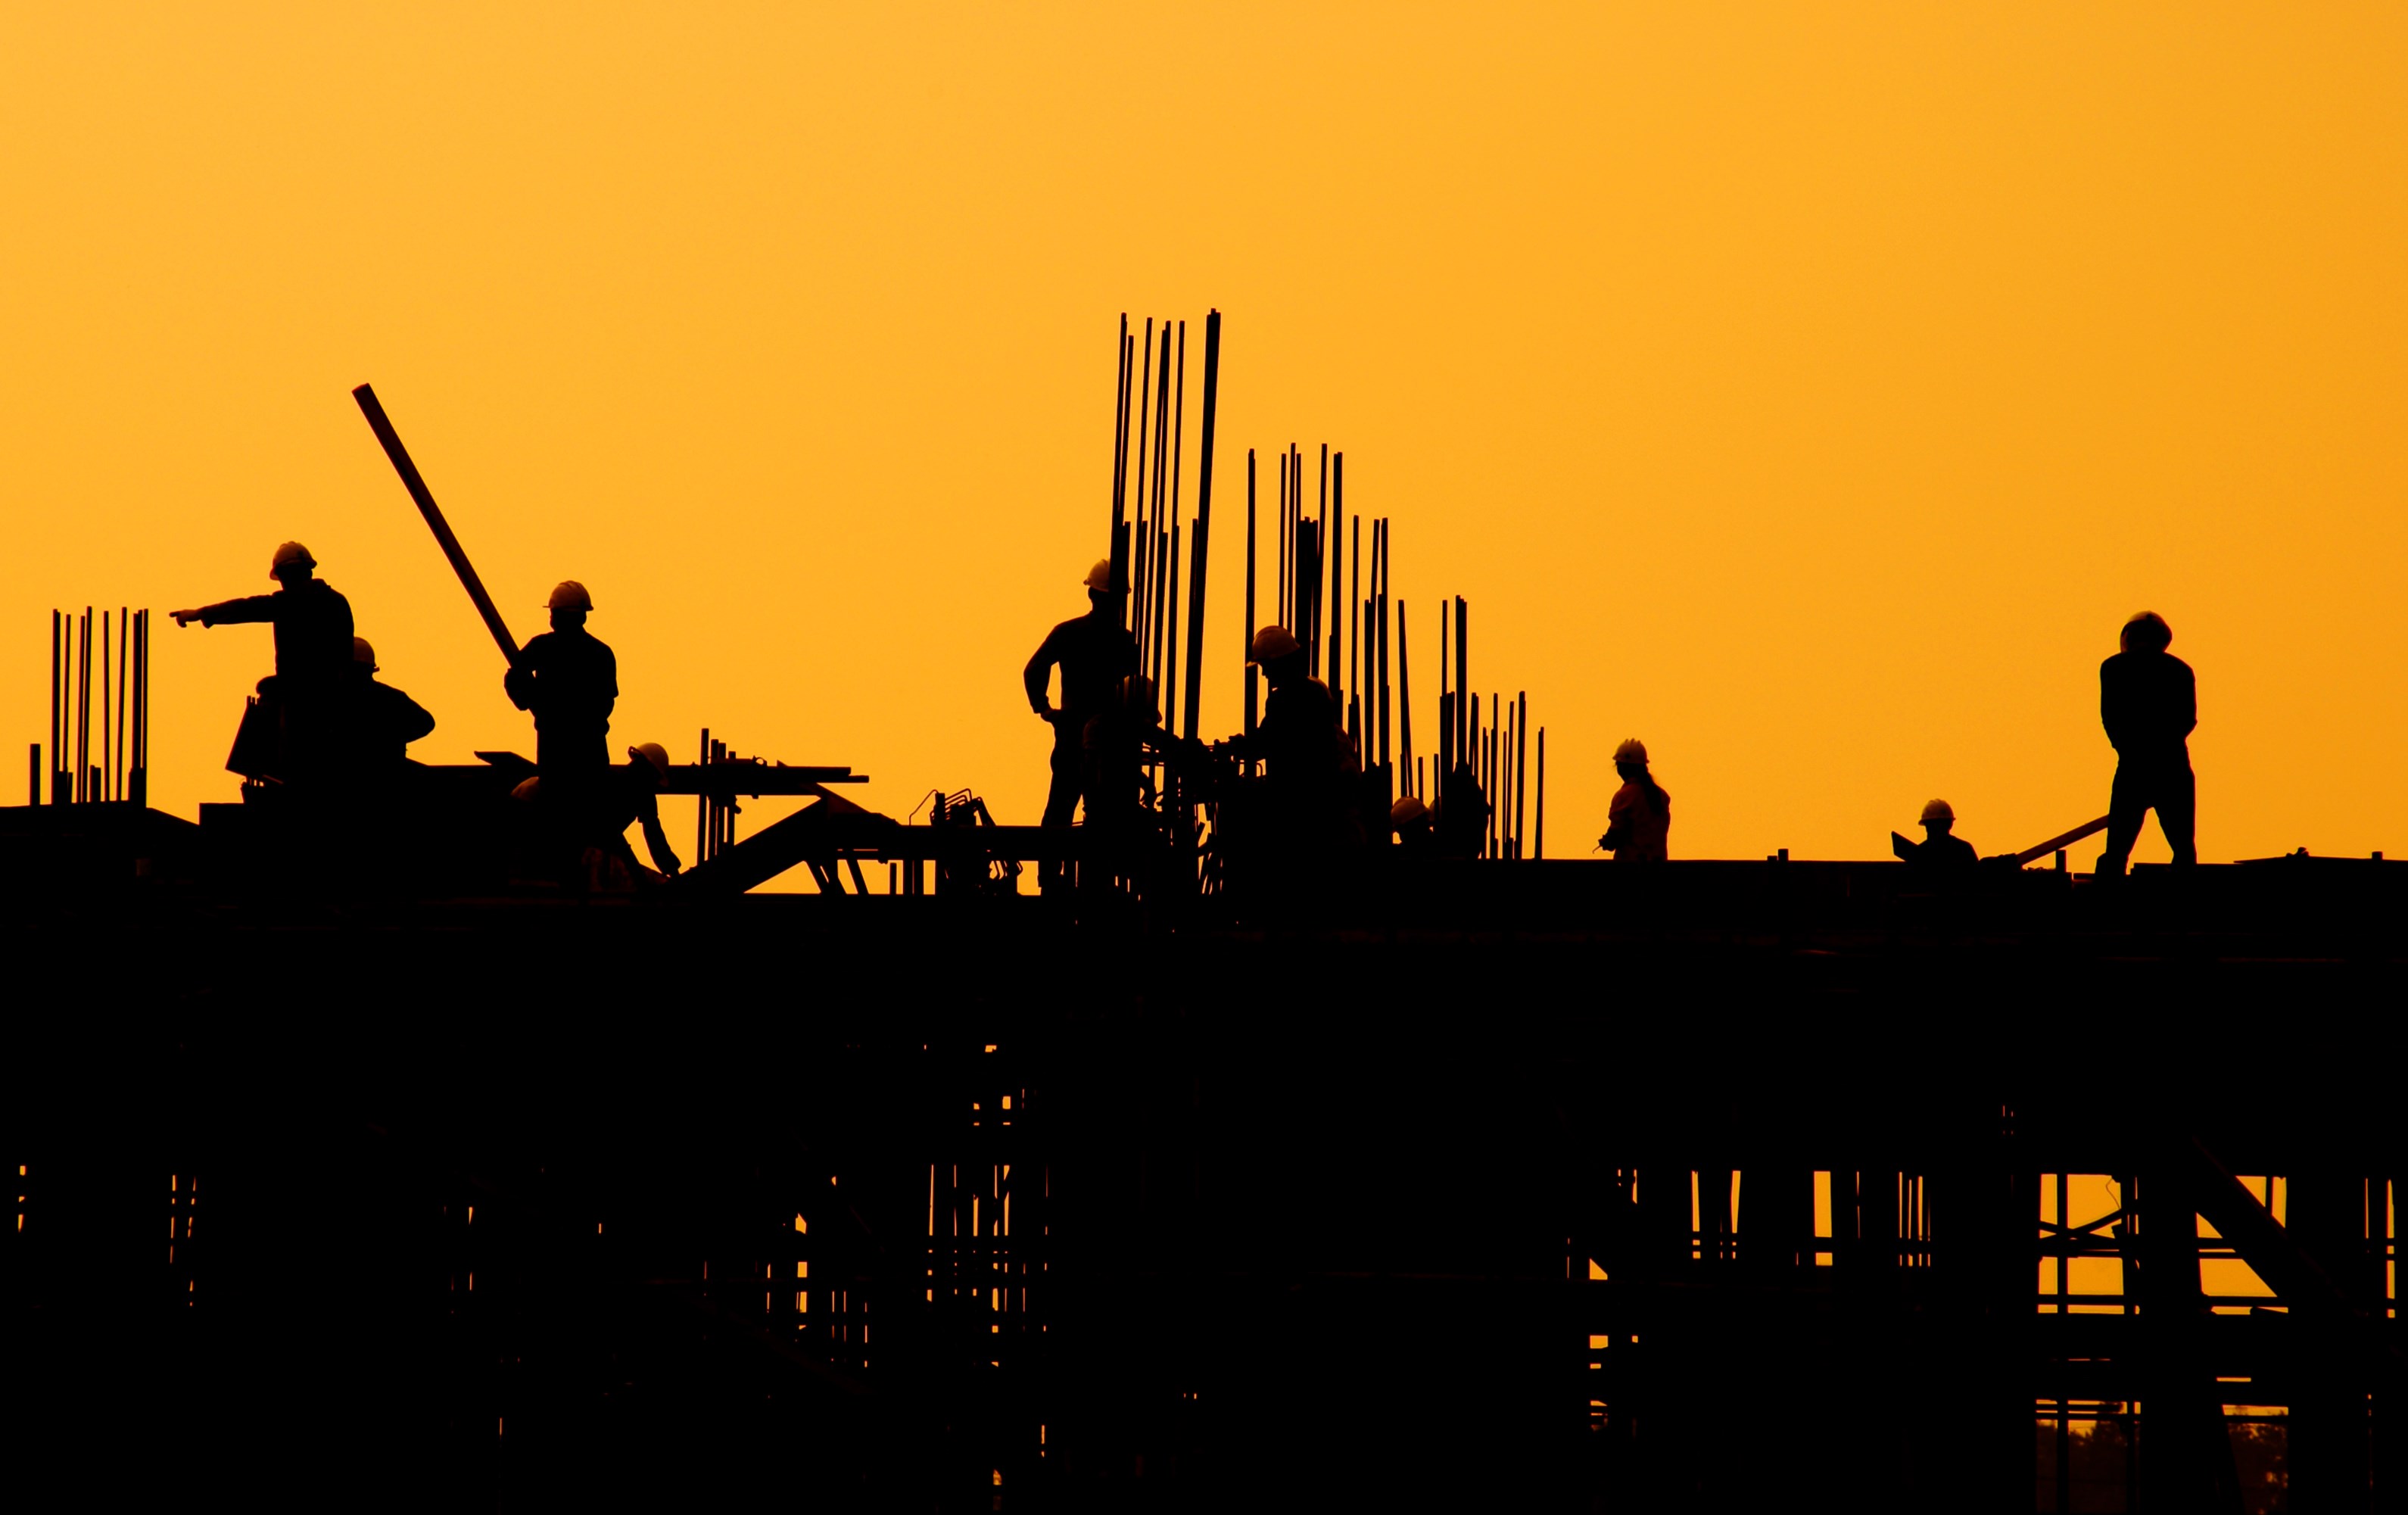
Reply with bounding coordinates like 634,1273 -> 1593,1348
1117,675 -> 1160,721
269,541 -> 316,574
628,742 -> 671,779
510,777 -> 544,803
2120,610 -> 2171,652
1248,625 -> 1301,665
1613,738 -> 1649,765
547,581 -> 593,612
1390,795 -> 1429,827
1083,559 -> 1114,592
1920,798 -> 1955,825
350,636 -> 377,669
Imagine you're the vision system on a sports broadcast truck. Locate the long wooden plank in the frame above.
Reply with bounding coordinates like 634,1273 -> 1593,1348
352,383 -> 522,667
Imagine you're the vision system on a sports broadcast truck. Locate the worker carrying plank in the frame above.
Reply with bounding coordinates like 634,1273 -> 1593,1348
505,581 -> 618,780
1024,559 -> 1137,893
1893,798 -> 1978,875
171,541 -> 356,785
2096,610 -> 2198,876
1599,738 -> 1671,861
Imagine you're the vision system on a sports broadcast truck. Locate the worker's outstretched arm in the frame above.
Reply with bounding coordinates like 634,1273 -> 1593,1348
172,594 -> 277,628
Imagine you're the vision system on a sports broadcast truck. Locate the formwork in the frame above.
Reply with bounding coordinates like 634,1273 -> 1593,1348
4,835 -> 2398,1511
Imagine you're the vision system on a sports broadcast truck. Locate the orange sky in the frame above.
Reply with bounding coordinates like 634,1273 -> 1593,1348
7,5 -> 2404,870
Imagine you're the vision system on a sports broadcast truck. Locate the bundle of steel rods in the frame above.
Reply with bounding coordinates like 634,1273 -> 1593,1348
1103,312 -> 1222,746
1095,311 -> 1549,862
1433,599 -> 1541,859
41,607 -> 149,807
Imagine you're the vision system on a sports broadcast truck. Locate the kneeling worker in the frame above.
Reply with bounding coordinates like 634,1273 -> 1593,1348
1600,738 -> 1671,861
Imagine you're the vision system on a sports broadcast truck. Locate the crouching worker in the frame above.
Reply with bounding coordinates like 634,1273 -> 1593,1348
508,742 -> 682,891
600,742 -> 684,881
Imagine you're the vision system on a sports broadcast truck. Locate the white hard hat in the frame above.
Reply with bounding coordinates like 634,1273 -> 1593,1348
270,541 -> 316,574
350,637 -> 376,669
510,777 -> 544,803
547,580 -> 593,612
628,742 -> 671,780
1390,795 -> 1429,828
1248,625 -> 1301,665
1613,738 -> 1649,765
1084,559 -> 1114,592
1920,798 -> 1955,825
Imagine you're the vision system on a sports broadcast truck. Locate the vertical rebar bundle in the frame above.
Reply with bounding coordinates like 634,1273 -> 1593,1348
42,607 -> 150,806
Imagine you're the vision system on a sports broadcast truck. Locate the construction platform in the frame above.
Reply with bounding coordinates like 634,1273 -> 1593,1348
3,820 -> 2400,1511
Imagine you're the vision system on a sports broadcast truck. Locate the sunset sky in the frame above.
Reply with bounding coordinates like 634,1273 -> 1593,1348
7,5 -> 2403,870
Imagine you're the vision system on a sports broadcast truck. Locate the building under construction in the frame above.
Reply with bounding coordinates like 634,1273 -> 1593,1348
4,316 -> 2398,1511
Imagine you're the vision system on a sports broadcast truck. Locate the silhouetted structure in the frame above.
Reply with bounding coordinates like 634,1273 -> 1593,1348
2098,610 -> 2198,876
172,541 -> 354,784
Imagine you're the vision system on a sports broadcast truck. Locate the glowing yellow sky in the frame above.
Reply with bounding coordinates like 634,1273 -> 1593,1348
7,5 -> 2404,868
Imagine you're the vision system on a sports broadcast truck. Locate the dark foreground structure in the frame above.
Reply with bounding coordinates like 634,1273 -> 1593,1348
3,806 -> 2400,1511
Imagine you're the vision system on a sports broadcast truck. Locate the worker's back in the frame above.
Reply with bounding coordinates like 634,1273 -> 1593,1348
1607,778 -> 1671,862
516,627 -> 618,768
1032,608 -> 1136,724
2100,648 -> 2195,757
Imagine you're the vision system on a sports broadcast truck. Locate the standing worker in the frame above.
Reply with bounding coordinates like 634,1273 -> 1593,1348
1024,560 -> 1136,893
344,637 -> 436,772
1599,738 -> 1671,861
2096,610 -> 2197,876
506,581 -> 618,781
171,541 -> 355,784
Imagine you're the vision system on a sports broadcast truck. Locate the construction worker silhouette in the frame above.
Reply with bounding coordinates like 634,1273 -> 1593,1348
506,582 -> 618,778
1902,798 -> 1977,874
1241,625 -> 1355,846
171,541 -> 355,784
2097,611 -> 2197,875
1390,794 -> 1436,854
1600,738 -> 1671,861
603,742 -> 683,878
1431,764 -> 1489,858
344,637 -> 435,771
1082,674 -> 1207,834
1024,560 -> 1137,890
